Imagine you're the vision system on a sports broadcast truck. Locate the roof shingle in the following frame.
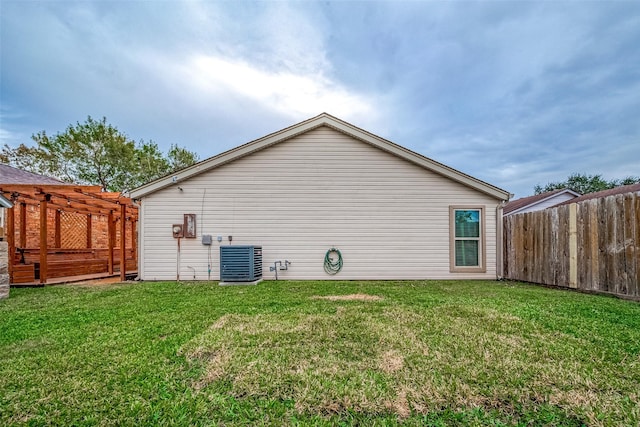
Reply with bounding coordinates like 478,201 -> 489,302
0,164 -> 65,185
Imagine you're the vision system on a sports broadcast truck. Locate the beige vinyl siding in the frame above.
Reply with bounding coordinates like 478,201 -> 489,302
139,126 -> 500,281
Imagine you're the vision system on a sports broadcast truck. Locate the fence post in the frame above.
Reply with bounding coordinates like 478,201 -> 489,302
569,203 -> 578,288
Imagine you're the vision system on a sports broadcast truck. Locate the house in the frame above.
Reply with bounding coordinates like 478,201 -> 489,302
130,113 -> 511,281
556,183 -> 640,206
0,163 -> 65,186
0,164 -> 138,284
503,188 -> 581,216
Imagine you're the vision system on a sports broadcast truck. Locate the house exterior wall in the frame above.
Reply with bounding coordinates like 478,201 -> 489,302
138,126 -> 502,281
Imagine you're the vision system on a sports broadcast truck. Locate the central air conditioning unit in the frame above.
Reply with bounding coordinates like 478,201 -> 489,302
220,245 -> 262,284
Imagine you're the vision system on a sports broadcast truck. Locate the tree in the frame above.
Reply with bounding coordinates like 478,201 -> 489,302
534,173 -> 640,195
1,116 -> 199,192
134,141 -> 171,186
167,143 -> 199,171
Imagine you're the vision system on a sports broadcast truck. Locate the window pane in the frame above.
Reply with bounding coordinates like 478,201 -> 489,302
455,240 -> 479,266
455,210 -> 480,238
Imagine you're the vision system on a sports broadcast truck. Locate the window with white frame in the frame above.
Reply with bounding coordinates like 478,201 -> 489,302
450,206 -> 485,272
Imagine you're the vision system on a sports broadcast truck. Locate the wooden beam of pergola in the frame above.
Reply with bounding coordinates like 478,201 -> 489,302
6,194 -> 136,219
48,194 -> 136,218
120,202 -> 126,281
36,193 -> 49,284
47,191 -> 127,211
0,184 -> 136,210
18,189 -> 134,212
73,189 -> 136,208
78,191 -> 121,199
0,186 -> 137,215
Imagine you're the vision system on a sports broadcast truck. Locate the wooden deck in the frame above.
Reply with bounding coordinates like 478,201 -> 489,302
10,271 -> 138,287
10,248 -> 137,285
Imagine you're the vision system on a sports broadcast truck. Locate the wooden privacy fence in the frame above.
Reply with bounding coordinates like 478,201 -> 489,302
503,192 -> 639,298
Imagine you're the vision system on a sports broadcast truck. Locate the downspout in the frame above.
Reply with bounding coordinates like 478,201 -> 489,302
132,198 -> 142,281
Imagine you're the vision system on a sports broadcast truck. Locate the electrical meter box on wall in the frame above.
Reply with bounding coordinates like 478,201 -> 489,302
202,235 -> 213,245
183,214 -> 196,238
172,224 -> 183,238
220,246 -> 262,283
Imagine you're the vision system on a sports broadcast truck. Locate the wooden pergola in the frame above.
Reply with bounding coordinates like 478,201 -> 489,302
1,184 -> 138,285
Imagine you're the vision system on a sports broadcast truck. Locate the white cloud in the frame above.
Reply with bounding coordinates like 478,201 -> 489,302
0,127 -> 18,145
156,3 -> 378,123
0,107 -> 29,146
180,54 -> 375,121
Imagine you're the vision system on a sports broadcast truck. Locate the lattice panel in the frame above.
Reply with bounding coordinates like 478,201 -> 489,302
60,211 -> 87,249
11,205 -> 133,249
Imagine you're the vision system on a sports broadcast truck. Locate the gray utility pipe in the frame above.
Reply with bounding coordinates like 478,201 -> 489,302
270,260 -> 291,280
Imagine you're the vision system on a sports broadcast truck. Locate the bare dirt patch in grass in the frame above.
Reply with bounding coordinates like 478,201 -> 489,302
311,293 -> 383,302
68,277 -> 126,287
193,348 -> 232,391
210,315 -> 231,329
180,301 -> 639,425
378,350 -> 404,374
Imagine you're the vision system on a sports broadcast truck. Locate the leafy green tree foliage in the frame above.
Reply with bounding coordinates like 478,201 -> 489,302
134,141 -> 171,187
534,173 -> 640,195
0,116 -> 199,192
167,143 -> 199,171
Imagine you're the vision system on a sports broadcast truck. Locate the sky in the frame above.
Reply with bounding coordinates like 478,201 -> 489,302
1,1 -> 639,199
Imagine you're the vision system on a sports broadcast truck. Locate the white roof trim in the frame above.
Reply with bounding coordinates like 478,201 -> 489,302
130,113 -> 511,200
0,193 -> 13,208
507,189 -> 581,216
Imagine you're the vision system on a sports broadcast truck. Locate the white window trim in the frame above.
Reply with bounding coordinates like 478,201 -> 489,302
449,206 -> 486,273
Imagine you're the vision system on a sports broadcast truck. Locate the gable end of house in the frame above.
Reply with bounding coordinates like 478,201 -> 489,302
130,114 -> 510,201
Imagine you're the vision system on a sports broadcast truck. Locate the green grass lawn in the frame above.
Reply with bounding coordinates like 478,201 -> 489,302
1,280 -> 639,426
